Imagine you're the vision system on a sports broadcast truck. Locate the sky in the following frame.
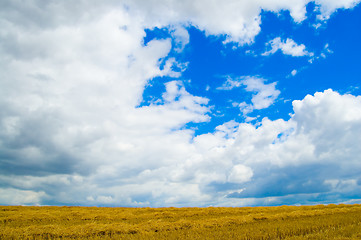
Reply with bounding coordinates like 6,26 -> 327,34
0,0 -> 361,207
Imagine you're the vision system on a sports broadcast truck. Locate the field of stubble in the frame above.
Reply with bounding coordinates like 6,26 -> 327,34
1,204 -> 361,239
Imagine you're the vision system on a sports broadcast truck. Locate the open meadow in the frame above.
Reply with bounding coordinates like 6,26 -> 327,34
1,204 -> 361,239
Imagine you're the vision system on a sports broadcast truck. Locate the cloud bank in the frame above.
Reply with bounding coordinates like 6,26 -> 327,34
0,0 -> 360,206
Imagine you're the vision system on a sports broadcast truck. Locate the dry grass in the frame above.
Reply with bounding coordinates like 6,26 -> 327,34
1,204 -> 361,239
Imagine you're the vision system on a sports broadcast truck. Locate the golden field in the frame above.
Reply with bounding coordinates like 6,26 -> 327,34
1,204 -> 361,239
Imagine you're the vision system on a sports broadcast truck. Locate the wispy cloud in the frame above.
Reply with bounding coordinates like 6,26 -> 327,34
218,76 -> 280,112
217,76 -> 243,90
309,43 -> 334,63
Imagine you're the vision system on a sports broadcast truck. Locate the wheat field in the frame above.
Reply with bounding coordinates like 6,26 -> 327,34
1,204 -> 361,239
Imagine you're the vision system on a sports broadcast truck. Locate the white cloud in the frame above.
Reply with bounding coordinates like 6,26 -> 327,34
228,165 -> 253,184
221,90 -> 361,204
170,26 -> 190,52
0,1 -> 211,206
0,188 -> 47,206
242,77 -> 281,110
218,76 -> 280,116
315,0 -> 361,20
213,90 -> 361,205
291,69 -> 298,76
263,37 -> 313,57
239,102 -> 254,116
125,0 -> 360,44
217,76 -> 243,90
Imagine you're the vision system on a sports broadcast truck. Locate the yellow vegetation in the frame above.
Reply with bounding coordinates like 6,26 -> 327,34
1,204 -> 361,239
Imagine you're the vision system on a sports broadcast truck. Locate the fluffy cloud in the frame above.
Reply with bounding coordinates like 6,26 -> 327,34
219,76 -> 280,114
223,90 -> 361,205
315,0 -> 361,20
241,77 -> 281,110
125,0 -> 360,44
228,165 -> 254,184
170,26 -> 190,52
1,1 -> 361,207
0,188 -> 47,206
0,1 -> 209,206
263,37 -> 313,57
4,83 -> 361,207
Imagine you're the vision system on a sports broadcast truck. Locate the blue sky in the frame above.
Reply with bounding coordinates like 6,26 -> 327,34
0,0 -> 361,207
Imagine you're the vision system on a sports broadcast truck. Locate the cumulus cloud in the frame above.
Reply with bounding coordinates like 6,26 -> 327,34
223,90 -> 361,204
0,1 -> 209,206
1,0 -> 361,207
263,37 -> 313,57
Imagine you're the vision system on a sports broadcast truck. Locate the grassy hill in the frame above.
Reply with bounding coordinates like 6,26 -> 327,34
1,204 -> 361,239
